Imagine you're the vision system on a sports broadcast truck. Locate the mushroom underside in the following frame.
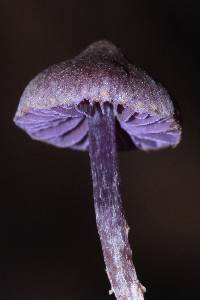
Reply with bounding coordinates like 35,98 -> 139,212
14,101 -> 181,151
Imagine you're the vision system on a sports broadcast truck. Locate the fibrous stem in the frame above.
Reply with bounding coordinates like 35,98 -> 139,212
88,103 -> 145,300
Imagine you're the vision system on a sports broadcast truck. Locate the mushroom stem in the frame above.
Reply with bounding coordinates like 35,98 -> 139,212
88,103 -> 145,300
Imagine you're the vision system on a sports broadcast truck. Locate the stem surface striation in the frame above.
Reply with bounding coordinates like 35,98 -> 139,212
88,103 -> 145,300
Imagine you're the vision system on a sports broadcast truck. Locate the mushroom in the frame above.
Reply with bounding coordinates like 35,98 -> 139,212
14,40 -> 182,300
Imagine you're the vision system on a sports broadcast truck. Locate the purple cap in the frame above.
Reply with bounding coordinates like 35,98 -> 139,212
14,40 -> 182,151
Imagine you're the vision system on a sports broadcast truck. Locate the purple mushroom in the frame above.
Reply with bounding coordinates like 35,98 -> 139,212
14,40 -> 182,300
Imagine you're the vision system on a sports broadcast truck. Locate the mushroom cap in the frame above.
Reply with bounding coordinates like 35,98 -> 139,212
14,40 -> 182,151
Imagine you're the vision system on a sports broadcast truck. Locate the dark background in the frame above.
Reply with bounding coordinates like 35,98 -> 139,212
1,0 -> 200,299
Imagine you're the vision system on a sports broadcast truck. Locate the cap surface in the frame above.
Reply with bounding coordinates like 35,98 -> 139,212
14,40 -> 182,151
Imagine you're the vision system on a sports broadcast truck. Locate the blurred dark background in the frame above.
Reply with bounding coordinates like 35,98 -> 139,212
0,0 -> 200,299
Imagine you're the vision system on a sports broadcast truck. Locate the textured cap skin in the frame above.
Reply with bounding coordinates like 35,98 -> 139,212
14,40 -> 182,151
